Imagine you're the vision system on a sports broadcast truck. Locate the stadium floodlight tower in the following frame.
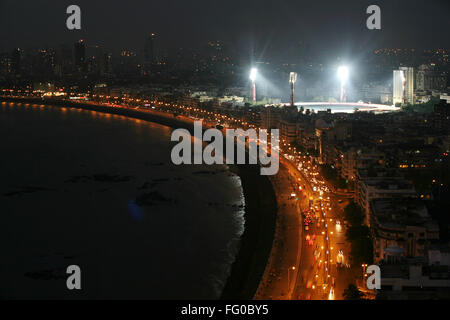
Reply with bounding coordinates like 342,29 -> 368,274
337,66 -> 349,102
249,68 -> 258,103
289,72 -> 298,107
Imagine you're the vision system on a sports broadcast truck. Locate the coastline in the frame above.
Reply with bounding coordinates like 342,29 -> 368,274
221,164 -> 277,299
0,97 -> 278,300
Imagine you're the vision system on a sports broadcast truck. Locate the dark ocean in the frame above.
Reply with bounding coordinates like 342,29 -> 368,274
0,102 -> 245,299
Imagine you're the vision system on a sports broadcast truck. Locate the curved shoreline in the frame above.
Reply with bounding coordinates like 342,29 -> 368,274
1,97 -> 277,300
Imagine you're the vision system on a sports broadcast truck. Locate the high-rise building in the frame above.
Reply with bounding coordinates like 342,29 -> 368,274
0,52 -> 12,79
34,49 -> 56,77
260,106 -> 281,129
11,48 -> 21,74
102,53 -> 113,75
416,64 -> 447,92
86,45 -> 104,74
143,33 -> 156,75
74,39 -> 86,72
400,67 -> 414,104
393,70 -> 405,105
116,50 -> 139,77
59,43 -> 74,75
393,67 -> 414,105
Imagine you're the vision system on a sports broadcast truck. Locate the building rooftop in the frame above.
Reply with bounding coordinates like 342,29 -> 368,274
364,178 -> 415,191
371,197 -> 438,229
379,255 -> 450,280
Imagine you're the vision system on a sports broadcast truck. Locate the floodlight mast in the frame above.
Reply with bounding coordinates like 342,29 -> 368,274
289,72 -> 298,107
338,66 -> 349,103
251,81 -> 256,102
250,68 -> 258,102
340,82 -> 346,103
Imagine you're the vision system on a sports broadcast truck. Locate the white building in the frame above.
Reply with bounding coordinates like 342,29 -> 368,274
393,67 -> 414,105
357,177 -> 416,225
393,70 -> 404,105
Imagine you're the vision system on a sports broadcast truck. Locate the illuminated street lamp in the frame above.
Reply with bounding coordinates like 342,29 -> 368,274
362,263 -> 368,277
287,266 -> 295,291
249,68 -> 258,103
337,66 -> 349,102
328,288 -> 335,300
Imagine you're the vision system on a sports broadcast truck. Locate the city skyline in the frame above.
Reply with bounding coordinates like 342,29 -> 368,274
1,0 -> 450,59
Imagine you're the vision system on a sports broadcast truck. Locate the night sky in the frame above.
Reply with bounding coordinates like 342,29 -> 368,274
1,0 -> 449,58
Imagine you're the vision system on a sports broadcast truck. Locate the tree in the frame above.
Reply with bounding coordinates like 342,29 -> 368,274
346,225 -> 373,265
320,164 -> 347,189
343,284 -> 364,300
312,96 -> 324,102
401,100 -> 436,113
343,201 -> 374,265
343,201 -> 365,226
328,97 -> 338,103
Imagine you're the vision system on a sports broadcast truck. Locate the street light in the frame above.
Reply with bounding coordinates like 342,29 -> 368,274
287,266 -> 295,291
337,66 -> 349,102
249,68 -> 258,103
362,263 -> 368,274
328,288 -> 335,300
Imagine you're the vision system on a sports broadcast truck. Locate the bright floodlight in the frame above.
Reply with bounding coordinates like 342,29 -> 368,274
289,72 -> 297,84
337,66 -> 349,82
249,68 -> 258,81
